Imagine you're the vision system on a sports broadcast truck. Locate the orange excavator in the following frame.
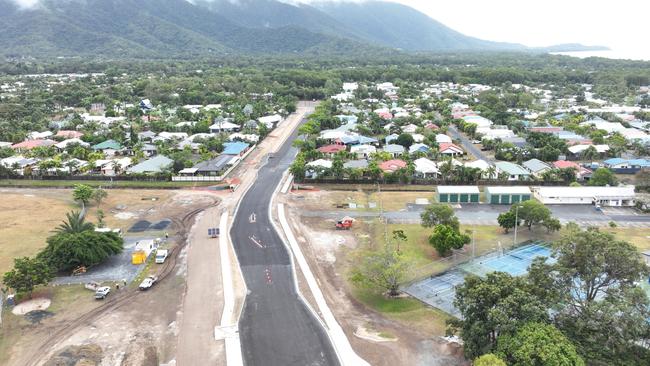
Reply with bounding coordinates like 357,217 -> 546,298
335,217 -> 354,230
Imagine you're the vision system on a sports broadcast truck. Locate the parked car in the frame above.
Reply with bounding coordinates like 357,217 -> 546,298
95,286 -> 111,299
155,249 -> 169,264
139,276 -> 158,291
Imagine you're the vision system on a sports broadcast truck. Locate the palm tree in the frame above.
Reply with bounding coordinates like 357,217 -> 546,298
54,210 -> 94,234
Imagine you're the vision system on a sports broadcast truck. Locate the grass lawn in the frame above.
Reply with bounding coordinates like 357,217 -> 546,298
353,288 -> 451,336
606,227 -> 650,250
0,179 -> 217,189
0,284 -> 96,364
0,192 -> 73,274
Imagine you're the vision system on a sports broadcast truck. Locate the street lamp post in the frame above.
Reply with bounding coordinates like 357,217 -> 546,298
513,204 -> 519,247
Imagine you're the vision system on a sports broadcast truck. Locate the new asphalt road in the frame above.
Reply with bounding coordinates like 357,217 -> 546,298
230,122 -> 339,366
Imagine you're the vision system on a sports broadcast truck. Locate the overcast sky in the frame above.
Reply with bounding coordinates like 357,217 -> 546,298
299,0 -> 648,51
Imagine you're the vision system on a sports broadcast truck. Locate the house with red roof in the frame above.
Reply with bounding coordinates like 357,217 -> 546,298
55,130 -> 84,139
439,143 -> 464,157
553,160 -> 592,180
11,139 -> 56,152
317,144 -> 346,156
379,159 -> 407,173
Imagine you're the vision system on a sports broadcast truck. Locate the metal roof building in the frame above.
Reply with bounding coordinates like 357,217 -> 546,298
533,186 -> 636,207
485,186 -> 532,205
437,186 -> 480,203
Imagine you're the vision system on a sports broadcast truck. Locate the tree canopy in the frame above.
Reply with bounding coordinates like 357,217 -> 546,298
39,231 -> 124,272
3,257 -> 53,296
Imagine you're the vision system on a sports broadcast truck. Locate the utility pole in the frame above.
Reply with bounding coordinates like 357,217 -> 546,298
378,183 -> 388,246
513,204 -> 519,247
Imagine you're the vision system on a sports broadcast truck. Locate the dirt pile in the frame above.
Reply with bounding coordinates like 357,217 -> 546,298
44,344 -> 103,366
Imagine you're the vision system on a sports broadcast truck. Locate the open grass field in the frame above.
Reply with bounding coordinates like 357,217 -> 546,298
0,188 -> 176,274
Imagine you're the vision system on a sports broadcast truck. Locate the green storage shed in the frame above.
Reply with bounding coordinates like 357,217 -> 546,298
438,186 -> 480,204
485,186 -> 532,205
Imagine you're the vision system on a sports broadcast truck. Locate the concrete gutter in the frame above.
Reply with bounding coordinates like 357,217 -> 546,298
277,202 -> 370,366
215,211 -> 244,366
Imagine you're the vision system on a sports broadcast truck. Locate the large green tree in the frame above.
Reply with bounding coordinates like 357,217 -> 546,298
496,322 -> 584,366
428,224 -> 470,257
496,210 -> 518,233
3,257 -> 53,297
350,246 -> 411,296
72,184 -> 94,207
449,272 -> 548,359
473,354 -> 506,366
529,224 -> 650,364
39,231 -> 124,272
512,200 -> 552,230
420,203 -> 459,230
588,167 -> 617,186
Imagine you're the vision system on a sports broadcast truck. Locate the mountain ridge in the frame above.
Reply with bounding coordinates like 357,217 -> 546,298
0,0 -> 606,58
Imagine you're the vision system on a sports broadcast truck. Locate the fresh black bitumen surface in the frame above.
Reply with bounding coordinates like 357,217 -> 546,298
231,123 -> 339,366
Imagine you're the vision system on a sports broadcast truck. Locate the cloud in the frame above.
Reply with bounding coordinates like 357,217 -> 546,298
10,0 -> 41,9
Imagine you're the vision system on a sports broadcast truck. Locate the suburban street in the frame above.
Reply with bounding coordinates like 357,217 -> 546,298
447,124 -> 490,162
230,111 -> 340,365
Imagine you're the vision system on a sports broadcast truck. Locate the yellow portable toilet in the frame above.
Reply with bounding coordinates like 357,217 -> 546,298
132,250 -> 147,265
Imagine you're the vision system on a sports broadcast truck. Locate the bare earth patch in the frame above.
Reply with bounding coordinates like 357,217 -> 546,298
12,298 -> 51,315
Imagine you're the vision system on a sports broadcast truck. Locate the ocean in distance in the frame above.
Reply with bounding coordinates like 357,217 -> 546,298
551,49 -> 650,61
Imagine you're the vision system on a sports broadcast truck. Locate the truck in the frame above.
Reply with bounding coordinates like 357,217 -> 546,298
335,217 -> 354,230
155,249 -> 169,264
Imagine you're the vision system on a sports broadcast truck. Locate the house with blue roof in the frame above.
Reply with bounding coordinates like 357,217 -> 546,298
222,142 -> 250,156
338,135 -> 360,145
357,135 -> 378,145
409,143 -> 430,154
604,158 -> 650,173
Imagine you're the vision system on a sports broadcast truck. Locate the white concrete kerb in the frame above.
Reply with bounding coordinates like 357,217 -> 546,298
278,203 -> 370,366
217,211 -> 244,366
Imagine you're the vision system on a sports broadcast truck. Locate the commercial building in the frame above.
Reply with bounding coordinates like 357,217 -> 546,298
485,186 -> 532,205
533,186 -> 636,207
438,186 -> 480,203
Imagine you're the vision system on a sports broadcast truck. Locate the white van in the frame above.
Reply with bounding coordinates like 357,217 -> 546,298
155,249 -> 169,264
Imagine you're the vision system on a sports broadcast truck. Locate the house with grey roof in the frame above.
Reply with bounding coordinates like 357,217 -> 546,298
343,159 -> 369,170
495,161 -> 531,181
522,158 -> 552,177
127,155 -> 173,174
383,144 -> 405,157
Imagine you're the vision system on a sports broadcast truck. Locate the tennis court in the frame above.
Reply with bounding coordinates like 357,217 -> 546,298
404,241 -> 552,317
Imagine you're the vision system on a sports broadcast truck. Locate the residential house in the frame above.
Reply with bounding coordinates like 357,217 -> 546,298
603,158 -> 650,174
96,157 -> 132,176
318,144 -> 347,156
439,143 -> 464,157
435,134 -> 452,144
11,139 -> 56,153
27,131 -> 53,140
183,155 -> 232,177
409,143 -> 430,154
414,157 -> 439,178
55,130 -> 83,139
553,160 -> 592,180
495,161 -> 531,181
141,143 -> 158,157
465,159 -> 493,178
379,159 -> 407,173
222,142 -> 250,156
258,114 -> 283,128
383,144 -> 405,157
92,140 -> 123,156
127,155 -> 173,174
209,121 -> 240,134
343,159 -> 369,170
567,144 -> 609,158
55,138 -> 89,151
580,119 -> 625,133
350,144 -> 376,159
385,134 -> 399,144
522,158 -> 552,177
138,131 -> 157,141
1,156 -> 38,175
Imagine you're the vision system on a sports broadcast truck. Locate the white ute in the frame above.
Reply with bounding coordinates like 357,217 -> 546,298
139,276 -> 157,290
155,249 -> 168,264
94,286 -> 111,299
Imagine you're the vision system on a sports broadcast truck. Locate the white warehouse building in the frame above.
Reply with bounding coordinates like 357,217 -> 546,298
533,186 -> 636,207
